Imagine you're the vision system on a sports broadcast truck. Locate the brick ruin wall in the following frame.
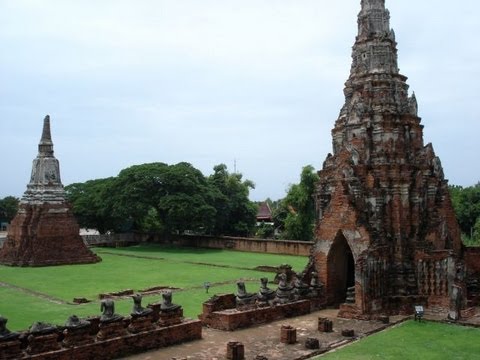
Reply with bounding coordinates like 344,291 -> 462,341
0,314 -> 201,360
198,294 -> 318,331
81,233 -> 313,257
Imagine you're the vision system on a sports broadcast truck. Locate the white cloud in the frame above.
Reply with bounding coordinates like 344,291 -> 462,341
1,0 -> 479,201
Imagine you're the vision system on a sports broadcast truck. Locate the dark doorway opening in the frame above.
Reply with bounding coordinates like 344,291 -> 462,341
327,232 -> 355,306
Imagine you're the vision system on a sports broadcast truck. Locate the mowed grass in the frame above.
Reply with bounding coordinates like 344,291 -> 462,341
94,244 -> 308,270
318,320 -> 480,360
0,245 -> 309,331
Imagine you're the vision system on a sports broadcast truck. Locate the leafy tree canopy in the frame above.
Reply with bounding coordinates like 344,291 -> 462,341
0,196 -> 19,223
449,182 -> 480,245
207,164 -> 257,236
275,165 -> 319,241
65,162 -> 256,237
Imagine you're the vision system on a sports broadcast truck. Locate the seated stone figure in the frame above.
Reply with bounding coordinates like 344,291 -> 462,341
293,272 -> 310,299
160,290 -> 181,312
65,315 -> 90,329
257,277 -> 275,303
0,315 -> 18,340
308,271 -> 324,298
275,273 -> 294,304
131,293 -> 153,316
275,274 -> 293,304
100,299 -> 123,323
236,281 -> 256,306
29,321 -> 57,335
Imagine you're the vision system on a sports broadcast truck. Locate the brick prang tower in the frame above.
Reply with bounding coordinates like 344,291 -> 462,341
308,0 -> 464,318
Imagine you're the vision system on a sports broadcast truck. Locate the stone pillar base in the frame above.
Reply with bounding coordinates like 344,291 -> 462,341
96,320 -> 128,341
128,314 -> 155,333
305,337 -> 320,349
280,325 -> 296,344
158,308 -> 183,327
226,341 -> 245,360
341,329 -> 355,337
318,317 -> 333,332
27,332 -> 61,355
0,339 -> 23,360
63,327 -> 94,347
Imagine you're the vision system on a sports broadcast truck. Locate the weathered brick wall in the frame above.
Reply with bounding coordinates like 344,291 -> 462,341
199,300 -> 311,331
0,203 -> 100,266
0,318 -> 202,360
83,233 -> 313,257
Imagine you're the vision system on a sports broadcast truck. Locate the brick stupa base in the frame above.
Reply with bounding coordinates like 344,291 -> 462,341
0,203 -> 100,266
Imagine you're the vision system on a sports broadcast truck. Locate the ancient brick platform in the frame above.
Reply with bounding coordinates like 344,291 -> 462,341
199,294 -> 312,331
0,203 -> 100,266
0,318 -> 202,360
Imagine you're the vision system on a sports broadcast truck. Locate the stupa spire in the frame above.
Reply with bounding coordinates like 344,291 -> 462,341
23,115 -> 65,204
38,115 -> 54,156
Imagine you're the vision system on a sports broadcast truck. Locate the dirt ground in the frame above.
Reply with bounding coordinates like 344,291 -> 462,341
123,309 -> 407,360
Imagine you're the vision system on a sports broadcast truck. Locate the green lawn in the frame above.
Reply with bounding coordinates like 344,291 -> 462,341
0,245 -> 309,331
318,320 -> 480,360
94,244 -> 308,270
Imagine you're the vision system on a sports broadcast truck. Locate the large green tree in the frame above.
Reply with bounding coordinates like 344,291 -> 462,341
103,162 -> 218,234
277,165 -> 319,241
0,196 -> 20,223
208,164 -> 257,236
449,183 -> 480,243
66,162 -> 257,237
65,178 -> 120,234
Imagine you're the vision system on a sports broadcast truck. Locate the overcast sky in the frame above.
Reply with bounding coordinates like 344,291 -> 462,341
1,0 -> 479,201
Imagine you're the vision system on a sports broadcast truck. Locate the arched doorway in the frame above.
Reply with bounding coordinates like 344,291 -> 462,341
327,231 -> 355,306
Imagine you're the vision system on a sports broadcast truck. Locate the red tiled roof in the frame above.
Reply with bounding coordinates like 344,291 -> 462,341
257,202 -> 272,220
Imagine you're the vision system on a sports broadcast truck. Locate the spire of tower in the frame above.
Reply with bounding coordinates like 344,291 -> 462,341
40,115 -> 53,144
357,0 -> 390,40
38,115 -> 54,157
348,0 -> 398,79
360,0 -> 386,13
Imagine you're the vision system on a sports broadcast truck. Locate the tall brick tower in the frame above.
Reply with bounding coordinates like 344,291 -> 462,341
309,0 -> 464,317
0,116 -> 100,266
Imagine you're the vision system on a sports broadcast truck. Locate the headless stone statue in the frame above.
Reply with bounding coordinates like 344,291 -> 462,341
308,271 -> 324,298
257,277 -> 275,303
0,315 -> 19,341
131,293 -> 153,317
100,299 -> 123,323
160,290 -> 181,312
293,272 -> 310,299
275,273 -> 294,304
65,315 -> 90,329
235,281 -> 256,306
29,321 -> 57,335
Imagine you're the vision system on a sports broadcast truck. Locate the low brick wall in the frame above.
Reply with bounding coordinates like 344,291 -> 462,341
0,318 -> 202,360
82,233 -> 138,247
199,294 -> 312,331
83,233 -> 313,256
